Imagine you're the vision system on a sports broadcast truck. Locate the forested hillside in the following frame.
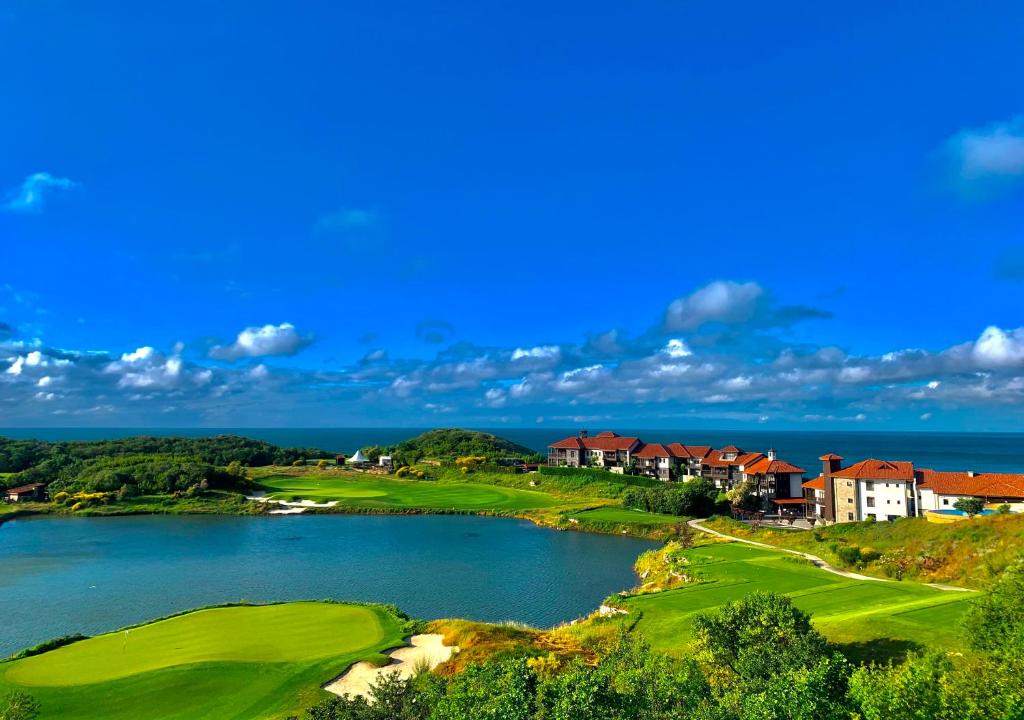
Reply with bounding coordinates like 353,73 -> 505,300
0,435 -> 327,491
367,429 -> 542,465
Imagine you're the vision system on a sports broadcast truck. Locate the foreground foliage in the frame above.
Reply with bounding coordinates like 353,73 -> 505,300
302,565 -> 1024,720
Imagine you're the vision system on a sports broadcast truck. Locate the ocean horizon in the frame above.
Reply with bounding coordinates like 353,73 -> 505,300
3,426 -> 1023,476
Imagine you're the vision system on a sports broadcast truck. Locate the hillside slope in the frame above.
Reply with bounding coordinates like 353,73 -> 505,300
379,428 -> 541,463
703,513 -> 1024,588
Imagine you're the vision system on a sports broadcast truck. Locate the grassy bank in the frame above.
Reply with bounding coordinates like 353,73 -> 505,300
619,539 -> 972,664
249,466 -> 689,539
0,602 -> 413,720
703,514 -> 1024,588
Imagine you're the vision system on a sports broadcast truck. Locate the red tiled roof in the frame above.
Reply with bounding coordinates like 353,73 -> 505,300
735,452 -> 764,467
803,475 -> 825,490
833,459 -> 914,481
634,443 -> 671,459
720,445 -> 743,453
702,449 -> 729,467
584,435 -> 641,451
819,453 -> 844,461
549,437 -> 585,449
549,433 -> 640,451
745,457 -> 806,475
916,469 -> 1024,499
675,444 -> 711,459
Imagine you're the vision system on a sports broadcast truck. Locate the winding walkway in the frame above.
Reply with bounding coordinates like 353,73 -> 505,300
686,519 -> 973,592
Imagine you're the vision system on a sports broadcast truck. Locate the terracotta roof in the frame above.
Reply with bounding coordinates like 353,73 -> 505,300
675,444 -> 711,459
702,449 -> 729,467
583,435 -> 641,451
819,453 -> 844,461
735,452 -> 765,467
594,431 -> 619,438
5,483 -> 45,494
803,475 -> 825,490
634,443 -> 672,459
549,437 -> 585,449
744,457 -> 806,475
832,459 -> 914,481
719,445 -> 743,454
916,469 -> 1024,499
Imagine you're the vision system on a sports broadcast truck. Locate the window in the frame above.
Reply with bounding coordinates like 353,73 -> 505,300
866,497 -> 875,508
865,481 -> 874,491
886,499 -> 891,505
846,481 -> 853,487
896,499 -> 901,505
942,498 -> 950,506
887,515 -> 898,522
847,512 -> 854,521
847,497 -> 853,503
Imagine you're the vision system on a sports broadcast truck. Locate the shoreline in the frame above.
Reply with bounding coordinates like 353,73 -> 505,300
1,496 -> 686,540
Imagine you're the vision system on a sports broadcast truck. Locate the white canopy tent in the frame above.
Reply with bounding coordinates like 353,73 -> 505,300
347,449 -> 370,464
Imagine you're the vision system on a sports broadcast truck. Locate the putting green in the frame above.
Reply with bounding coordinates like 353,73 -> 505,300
257,474 -> 565,511
6,603 -> 385,686
0,603 -> 408,720
625,542 -> 971,661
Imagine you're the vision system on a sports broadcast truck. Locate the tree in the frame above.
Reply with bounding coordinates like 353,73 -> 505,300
963,559 -> 1024,665
953,497 -> 985,517
693,592 -> 831,683
0,692 -> 41,720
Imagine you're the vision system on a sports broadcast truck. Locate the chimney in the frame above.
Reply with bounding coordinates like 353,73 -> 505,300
579,429 -> 589,439
768,448 -> 777,461
820,454 -> 843,523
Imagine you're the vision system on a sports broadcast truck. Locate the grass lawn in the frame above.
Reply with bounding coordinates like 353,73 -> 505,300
624,542 -> 972,663
0,602 -> 409,720
569,507 -> 686,526
255,471 -> 579,512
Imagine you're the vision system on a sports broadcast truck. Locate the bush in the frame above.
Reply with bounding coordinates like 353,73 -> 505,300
622,477 -> 719,518
51,491 -> 69,505
835,545 -> 862,566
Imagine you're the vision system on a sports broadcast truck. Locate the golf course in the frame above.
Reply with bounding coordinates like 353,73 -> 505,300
254,471 -> 597,513
0,602 -> 412,720
624,540 -> 972,661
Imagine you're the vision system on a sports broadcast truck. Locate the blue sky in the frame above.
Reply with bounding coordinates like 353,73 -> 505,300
2,0 -> 1023,430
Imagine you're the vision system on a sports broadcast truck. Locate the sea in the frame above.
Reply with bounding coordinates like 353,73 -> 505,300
2,427 -> 1024,476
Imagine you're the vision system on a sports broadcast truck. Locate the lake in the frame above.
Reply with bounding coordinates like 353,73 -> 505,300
0,514 -> 656,657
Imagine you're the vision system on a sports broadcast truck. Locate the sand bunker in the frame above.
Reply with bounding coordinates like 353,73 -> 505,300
248,496 -> 340,512
324,634 -> 458,699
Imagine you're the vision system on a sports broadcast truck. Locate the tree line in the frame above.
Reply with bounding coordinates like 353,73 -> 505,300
0,435 -> 326,491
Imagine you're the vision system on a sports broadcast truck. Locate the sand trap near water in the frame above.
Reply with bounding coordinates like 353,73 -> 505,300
324,634 -> 457,699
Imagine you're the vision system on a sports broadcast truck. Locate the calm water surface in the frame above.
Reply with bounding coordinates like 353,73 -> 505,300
0,514 -> 655,656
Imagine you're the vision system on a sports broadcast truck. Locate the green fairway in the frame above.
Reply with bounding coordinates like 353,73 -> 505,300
0,603 -> 408,720
569,507 -> 685,526
257,472 -> 570,512
624,542 -> 972,662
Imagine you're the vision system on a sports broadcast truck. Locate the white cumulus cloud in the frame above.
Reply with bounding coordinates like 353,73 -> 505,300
665,280 -> 763,331
209,323 -> 312,360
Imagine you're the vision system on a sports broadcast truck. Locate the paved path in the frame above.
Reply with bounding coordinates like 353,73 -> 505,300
687,519 -> 973,592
